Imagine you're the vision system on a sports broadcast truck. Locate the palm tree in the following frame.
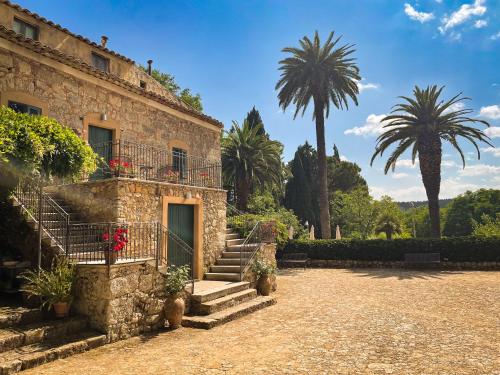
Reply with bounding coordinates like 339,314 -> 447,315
276,31 -> 360,238
222,120 -> 282,210
375,213 -> 403,240
371,85 -> 492,238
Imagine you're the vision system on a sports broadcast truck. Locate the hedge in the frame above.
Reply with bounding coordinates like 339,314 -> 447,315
280,237 -> 500,263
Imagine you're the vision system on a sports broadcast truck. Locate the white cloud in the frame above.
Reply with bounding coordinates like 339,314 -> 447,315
490,31 -> 500,40
340,155 -> 349,162
395,159 -> 418,168
481,147 -> 500,157
474,19 -> 488,28
439,0 -> 487,34
404,3 -> 435,23
391,172 -> 410,179
442,160 -> 457,168
344,114 -> 389,137
443,101 -> 465,114
459,163 -> 500,177
479,105 -> 500,119
484,127 -> 500,138
370,185 -> 426,201
357,81 -> 380,93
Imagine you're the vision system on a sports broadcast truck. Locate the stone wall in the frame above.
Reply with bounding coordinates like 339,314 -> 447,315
0,47 -> 221,161
54,178 -> 227,270
301,259 -> 500,270
73,261 -> 192,342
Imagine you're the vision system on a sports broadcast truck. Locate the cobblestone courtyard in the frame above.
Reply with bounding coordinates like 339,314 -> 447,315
27,269 -> 499,374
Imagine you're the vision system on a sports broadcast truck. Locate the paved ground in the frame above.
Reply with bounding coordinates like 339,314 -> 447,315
27,269 -> 499,374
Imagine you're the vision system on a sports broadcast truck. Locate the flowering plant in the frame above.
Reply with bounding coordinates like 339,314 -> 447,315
103,226 -> 128,252
166,170 -> 180,182
109,159 -> 133,175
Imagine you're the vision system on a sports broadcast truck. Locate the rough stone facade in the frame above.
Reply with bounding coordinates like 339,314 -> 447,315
74,261 -> 192,342
53,178 -> 227,270
0,47 -> 221,160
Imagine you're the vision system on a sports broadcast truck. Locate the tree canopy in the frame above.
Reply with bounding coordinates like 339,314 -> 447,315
140,67 -> 203,112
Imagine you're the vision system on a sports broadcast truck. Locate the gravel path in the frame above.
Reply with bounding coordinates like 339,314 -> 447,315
26,269 -> 500,374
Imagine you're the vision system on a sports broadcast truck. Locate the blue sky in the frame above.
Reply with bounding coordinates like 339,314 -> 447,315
17,0 -> 500,201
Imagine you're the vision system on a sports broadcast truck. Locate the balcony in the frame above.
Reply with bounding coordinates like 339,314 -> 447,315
87,140 -> 222,189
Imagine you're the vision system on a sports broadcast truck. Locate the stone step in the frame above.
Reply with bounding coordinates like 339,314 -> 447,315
192,289 -> 258,315
0,307 -> 43,329
225,233 -> 240,240
226,244 -> 260,252
226,238 -> 244,246
191,281 -> 249,303
204,272 -> 241,282
225,228 -> 234,234
0,330 -> 106,374
182,296 -> 276,329
0,316 -> 88,353
215,258 -> 244,266
221,252 -> 252,259
210,265 -> 243,273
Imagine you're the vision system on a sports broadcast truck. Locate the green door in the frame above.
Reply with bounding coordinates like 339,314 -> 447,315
88,125 -> 113,179
168,204 -> 194,270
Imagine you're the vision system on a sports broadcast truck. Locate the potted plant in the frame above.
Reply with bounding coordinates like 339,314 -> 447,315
163,265 -> 190,329
18,257 -> 76,318
109,159 -> 133,177
251,257 -> 276,296
102,226 -> 128,265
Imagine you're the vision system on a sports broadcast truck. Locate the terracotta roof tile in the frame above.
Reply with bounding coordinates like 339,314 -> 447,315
0,25 -> 223,128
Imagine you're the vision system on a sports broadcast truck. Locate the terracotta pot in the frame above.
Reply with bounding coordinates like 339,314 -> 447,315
257,275 -> 272,296
105,250 -> 118,265
52,302 -> 70,318
165,295 -> 185,329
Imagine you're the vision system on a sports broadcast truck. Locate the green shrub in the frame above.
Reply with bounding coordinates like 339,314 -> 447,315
281,237 -> 500,262
228,208 -> 307,249
472,214 -> 500,237
0,106 -> 97,180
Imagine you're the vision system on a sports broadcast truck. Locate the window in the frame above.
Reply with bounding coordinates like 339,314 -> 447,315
172,147 -> 187,178
91,52 -> 109,72
8,101 -> 42,115
13,18 -> 38,40
139,80 -> 147,89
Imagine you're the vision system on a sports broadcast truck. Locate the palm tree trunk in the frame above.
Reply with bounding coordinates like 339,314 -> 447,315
418,136 -> 442,238
314,99 -> 332,239
235,178 -> 250,211
386,230 -> 393,240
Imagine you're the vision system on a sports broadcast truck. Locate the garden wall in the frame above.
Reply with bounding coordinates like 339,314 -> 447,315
281,238 -> 500,270
73,261 -> 191,342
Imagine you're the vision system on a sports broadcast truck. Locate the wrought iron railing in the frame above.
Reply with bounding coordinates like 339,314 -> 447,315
12,179 -> 196,276
88,140 -> 222,189
239,221 -> 263,281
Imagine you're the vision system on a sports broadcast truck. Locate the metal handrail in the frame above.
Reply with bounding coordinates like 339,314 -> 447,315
85,139 -> 222,189
239,221 -> 263,281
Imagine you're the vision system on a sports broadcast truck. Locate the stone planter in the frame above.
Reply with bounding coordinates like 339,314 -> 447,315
257,275 -> 272,296
164,294 -> 185,329
52,302 -> 70,318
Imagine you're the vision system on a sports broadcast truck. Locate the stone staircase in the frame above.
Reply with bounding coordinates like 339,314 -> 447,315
204,227 -> 259,282
0,302 -> 106,374
181,281 -> 276,329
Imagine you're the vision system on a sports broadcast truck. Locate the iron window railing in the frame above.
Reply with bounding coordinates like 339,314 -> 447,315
87,140 -> 222,189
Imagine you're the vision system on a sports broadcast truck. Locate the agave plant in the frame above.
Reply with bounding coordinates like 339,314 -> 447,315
371,85 -> 492,238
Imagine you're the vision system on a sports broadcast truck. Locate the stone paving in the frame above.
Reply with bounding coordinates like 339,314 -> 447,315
25,269 -> 500,374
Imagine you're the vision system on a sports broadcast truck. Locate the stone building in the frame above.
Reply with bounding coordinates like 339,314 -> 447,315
0,0 -> 228,279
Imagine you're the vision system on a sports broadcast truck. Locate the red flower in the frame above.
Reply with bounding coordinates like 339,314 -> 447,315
102,233 -> 110,241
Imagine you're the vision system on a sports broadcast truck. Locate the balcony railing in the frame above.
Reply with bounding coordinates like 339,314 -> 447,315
87,140 -> 222,189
